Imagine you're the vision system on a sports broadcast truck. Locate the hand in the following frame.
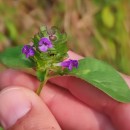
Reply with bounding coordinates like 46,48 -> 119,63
0,51 -> 130,130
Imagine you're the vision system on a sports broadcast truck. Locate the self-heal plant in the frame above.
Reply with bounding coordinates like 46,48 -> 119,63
20,27 -> 78,94
0,26 -> 130,102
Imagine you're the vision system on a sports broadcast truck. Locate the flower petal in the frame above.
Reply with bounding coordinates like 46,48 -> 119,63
72,60 -> 78,68
68,63 -> 73,70
48,43 -> 53,48
22,45 -> 35,58
60,59 -> 78,70
29,48 -> 35,56
39,44 -> 48,52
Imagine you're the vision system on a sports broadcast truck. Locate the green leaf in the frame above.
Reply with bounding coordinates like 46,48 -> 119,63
101,7 -> 115,28
5,21 -> 18,40
0,46 -> 35,69
36,70 -> 47,82
68,58 -> 130,103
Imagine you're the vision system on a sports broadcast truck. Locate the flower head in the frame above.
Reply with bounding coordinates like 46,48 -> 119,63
60,59 -> 78,70
38,37 -> 53,52
22,45 -> 35,58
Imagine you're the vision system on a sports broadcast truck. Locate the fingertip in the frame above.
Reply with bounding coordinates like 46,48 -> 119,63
121,74 -> 130,88
41,83 -> 116,130
0,87 -> 32,129
0,87 -> 61,130
68,51 -> 83,60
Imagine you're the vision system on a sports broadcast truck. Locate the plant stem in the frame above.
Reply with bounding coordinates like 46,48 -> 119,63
36,69 -> 48,95
36,78 -> 48,95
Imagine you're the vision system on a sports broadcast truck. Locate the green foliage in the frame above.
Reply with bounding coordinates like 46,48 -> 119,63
0,24 -> 130,102
68,58 -> 130,103
53,28 -> 68,57
36,70 -> 47,82
92,1 -> 130,74
5,21 -> 18,40
101,7 -> 115,28
0,46 -> 35,68
0,0 -> 130,75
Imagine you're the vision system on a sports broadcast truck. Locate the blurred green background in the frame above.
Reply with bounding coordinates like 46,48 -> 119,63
0,0 -> 130,76
0,0 -> 130,129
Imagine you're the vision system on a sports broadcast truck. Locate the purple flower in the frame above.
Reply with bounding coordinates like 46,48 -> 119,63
22,45 -> 35,58
38,37 -> 53,52
60,59 -> 78,70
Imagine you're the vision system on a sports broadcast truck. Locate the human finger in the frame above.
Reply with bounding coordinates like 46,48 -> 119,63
0,87 -> 61,130
40,82 -> 116,130
0,69 -> 39,91
0,69 -> 116,130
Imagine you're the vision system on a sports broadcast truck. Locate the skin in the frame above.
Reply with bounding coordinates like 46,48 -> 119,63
0,51 -> 130,130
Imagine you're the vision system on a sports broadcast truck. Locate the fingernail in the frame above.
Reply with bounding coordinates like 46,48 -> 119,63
0,87 -> 31,129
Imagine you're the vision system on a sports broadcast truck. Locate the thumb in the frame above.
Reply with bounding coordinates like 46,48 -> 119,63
0,87 -> 61,130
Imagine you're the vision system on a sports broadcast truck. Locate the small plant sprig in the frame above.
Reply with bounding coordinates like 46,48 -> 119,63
21,26 -> 78,95
0,26 -> 130,102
